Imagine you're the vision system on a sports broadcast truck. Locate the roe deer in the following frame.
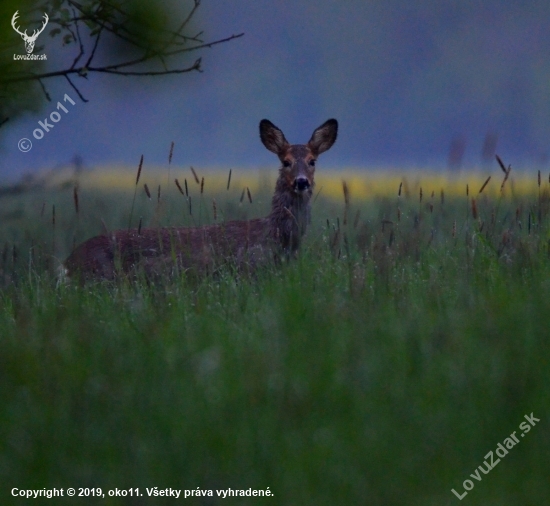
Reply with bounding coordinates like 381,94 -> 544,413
62,119 -> 338,282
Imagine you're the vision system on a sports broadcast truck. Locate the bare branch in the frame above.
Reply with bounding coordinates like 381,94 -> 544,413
65,74 -> 88,102
69,7 -> 85,70
6,32 -> 243,83
85,26 -> 103,68
2,0 -> 244,115
88,58 -> 202,77
37,78 -> 51,101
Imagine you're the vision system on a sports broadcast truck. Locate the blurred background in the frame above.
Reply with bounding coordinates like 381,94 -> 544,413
1,0 -> 550,180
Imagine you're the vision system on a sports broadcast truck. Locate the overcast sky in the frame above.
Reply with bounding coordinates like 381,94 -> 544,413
2,0 -> 550,180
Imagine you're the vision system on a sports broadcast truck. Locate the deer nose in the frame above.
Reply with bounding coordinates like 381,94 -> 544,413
294,176 -> 310,192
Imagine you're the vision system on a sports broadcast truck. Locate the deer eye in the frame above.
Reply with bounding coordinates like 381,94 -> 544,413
309,159 -> 316,167
282,160 -> 291,168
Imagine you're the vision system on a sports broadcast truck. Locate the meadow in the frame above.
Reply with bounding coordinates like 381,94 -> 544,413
0,162 -> 549,505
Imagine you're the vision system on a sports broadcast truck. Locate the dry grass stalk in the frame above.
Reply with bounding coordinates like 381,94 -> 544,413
52,204 -> 56,255
496,154 -> 511,191
419,187 -> 423,203
496,154 -> 507,173
500,168 -> 511,192
144,183 -> 151,200
138,217 -> 143,235
136,155 -> 144,185
353,209 -> 360,228
466,184 -> 469,197
100,218 -> 109,236
342,180 -> 350,205
313,186 -> 324,204
169,141 -> 175,164
200,177 -> 204,194
73,185 -> 79,214
175,178 -> 184,195
128,155 -> 144,229
190,166 -> 200,185
538,170 -> 541,188
398,182 -> 402,197
157,185 -> 161,203
342,180 -> 350,225
471,199 -> 478,219
240,188 -> 245,203
227,169 -> 232,190
479,176 -> 491,194
184,179 -> 189,197
428,229 -> 434,247
247,187 -> 253,203
397,207 -> 401,222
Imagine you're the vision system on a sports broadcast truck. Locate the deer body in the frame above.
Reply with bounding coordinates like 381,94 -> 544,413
63,119 -> 338,282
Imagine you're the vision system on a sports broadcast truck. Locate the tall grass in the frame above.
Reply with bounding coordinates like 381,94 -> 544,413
0,165 -> 549,505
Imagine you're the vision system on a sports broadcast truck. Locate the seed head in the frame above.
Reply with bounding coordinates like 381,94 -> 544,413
168,141 -> 174,164
136,155 -> 143,185
175,178 -> 184,195
143,183 -> 151,199
190,166 -> 199,185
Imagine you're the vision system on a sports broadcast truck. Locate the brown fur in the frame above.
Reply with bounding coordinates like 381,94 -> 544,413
63,119 -> 338,282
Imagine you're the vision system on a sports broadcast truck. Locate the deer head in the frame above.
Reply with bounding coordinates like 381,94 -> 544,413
260,118 -> 338,200
12,11 -> 49,54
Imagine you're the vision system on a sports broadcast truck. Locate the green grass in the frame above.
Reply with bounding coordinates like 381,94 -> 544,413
0,171 -> 549,505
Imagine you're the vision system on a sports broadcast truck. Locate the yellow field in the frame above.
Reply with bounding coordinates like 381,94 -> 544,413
69,165 -> 545,201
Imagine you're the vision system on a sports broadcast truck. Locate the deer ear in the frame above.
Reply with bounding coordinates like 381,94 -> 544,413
308,119 -> 338,155
260,120 -> 290,156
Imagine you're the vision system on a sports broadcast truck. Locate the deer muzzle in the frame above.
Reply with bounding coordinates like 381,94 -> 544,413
293,176 -> 310,192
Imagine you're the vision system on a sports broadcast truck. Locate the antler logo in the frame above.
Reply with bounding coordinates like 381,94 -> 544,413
11,10 -> 49,54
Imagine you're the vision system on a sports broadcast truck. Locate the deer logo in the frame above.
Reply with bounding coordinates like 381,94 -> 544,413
11,10 -> 49,54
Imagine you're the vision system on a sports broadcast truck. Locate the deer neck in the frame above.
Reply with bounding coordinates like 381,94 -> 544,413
268,178 -> 312,251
